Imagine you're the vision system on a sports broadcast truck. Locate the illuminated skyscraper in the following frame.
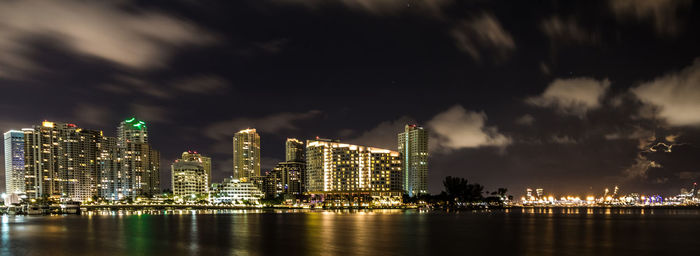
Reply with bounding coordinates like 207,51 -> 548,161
180,151 -> 212,185
118,117 -> 147,146
233,128 -> 260,181
23,121 -> 102,201
115,118 -> 160,198
285,138 -> 304,162
4,130 -> 25,194
398,124 -> 428,196
305,139 -> 402,204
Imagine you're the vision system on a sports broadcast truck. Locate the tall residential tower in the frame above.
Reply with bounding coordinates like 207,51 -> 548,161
23,121 -> 102,201
114,118 -> 160,198
398,124 -> 428,196
233,129 -> 260,181
4,130 -> 26,194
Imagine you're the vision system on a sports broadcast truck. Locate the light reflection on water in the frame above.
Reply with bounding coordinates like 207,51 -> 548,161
1,209 -> 700,255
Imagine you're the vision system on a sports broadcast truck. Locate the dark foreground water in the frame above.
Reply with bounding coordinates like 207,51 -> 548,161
2,208 -> 700,256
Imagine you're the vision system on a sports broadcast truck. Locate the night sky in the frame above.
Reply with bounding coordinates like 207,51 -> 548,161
1,0 -> 699,196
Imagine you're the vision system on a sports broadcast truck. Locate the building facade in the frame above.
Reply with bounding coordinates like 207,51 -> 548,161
180,151 -> 211,185
210,178 -> 264,204
397,124 -> 429,196
305,140 -> 402,201
232,128 -> 260,181
98,118 -> 160,200
171,161 -> 208,197
117,118 -> 147,146
285,138 -> 304,162
116,118 -> 160,198
4,130 -> 25,195
23,121 -> 102,201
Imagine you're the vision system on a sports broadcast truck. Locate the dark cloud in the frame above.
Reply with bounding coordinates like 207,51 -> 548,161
172,75 -> 230,94
609,0 -> 692,35
73,104 -> 112,126
346,116 -> 414,150
271,0 -> 452,17
130,103 -> 171,123
204,110 -> 322,141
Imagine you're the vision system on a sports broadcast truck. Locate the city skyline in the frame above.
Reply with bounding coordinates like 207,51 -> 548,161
0,1 -> 699,197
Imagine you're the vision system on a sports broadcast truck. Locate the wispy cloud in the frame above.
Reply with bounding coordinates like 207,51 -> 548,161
204,110 -> 322,140
0,0 -> 217,79
541,16 -> 600,45
450,13 -> 515,61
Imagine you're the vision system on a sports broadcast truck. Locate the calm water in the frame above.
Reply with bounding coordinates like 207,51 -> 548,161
2,208 -> 700,256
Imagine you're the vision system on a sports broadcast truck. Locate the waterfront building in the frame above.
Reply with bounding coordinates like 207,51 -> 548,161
273,161 -> 305,196
260,161 -> 306,198
23,121 -> 102,201
285,138 -> 304,162
305,139 -> 403,206
210,178 -> 264,204
171,161 -> 208,197
397,124 -> 428,196
180,151 -> 212,185
4,130 -> 26,195
232,128 -> 260,181
98,118 -> 160,200
116,118 -> 160,198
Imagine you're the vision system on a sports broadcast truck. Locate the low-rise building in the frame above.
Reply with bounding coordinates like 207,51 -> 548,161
210,178 -> 264,204
171,161 -> 208,197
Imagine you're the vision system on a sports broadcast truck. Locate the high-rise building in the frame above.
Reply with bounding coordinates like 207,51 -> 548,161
262,161 -> 306,198
23,121 -> 102,201
97,136 -> 119,199
118,117 -> 147,146
232,128 -> 260,181
305,140 -> 402,205
398,124 -> 428,197
180,151 -> 212,185
114,118 -> 160,198
4,130 -> 25,194
285,138 -> 304,162
171,161 -> 208,197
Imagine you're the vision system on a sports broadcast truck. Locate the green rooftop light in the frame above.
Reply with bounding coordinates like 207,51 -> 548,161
125,118 -> 135,123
